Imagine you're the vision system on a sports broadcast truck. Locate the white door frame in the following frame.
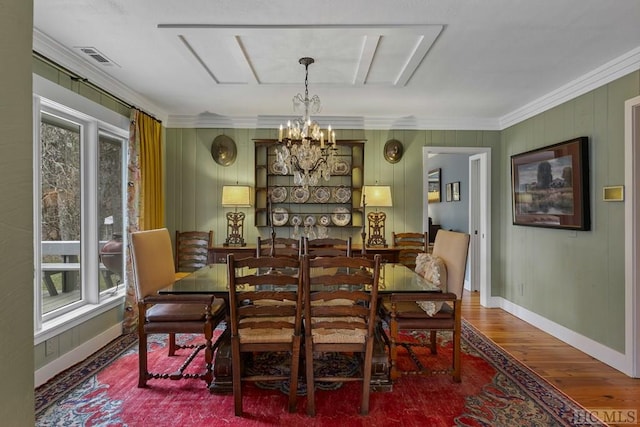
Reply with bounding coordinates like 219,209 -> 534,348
624,95 -> 640,377
468,154 -> 482,292
423,147 -> 494,307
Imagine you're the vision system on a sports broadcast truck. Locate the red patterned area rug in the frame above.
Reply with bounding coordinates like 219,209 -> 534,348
35,321 -> 605,426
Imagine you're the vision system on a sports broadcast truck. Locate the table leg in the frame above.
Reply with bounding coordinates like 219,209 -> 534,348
209,328 -> 233,394
370,321 -> 393,392
209,324 -> 393,394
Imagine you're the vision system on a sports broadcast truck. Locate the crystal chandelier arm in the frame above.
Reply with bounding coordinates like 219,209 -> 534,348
274,56 -> 336,189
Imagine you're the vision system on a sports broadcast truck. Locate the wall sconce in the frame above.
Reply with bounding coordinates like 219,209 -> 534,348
360,185 -> 393,248
222,185 -> 253,247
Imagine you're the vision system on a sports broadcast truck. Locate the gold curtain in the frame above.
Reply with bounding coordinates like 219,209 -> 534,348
137,112 -> 164,230
123,109 -> 163,333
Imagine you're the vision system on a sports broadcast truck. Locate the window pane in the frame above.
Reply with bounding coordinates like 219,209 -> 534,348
40,113 -> 82,314
98,133 -> 124,292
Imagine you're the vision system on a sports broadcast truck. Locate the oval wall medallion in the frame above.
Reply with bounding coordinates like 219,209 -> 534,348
211,135 -> 237,166
383,139 -> 403,163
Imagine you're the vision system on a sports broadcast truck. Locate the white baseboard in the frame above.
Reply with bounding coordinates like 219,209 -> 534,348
494,297 -> 630,375
35,322 -> 123,387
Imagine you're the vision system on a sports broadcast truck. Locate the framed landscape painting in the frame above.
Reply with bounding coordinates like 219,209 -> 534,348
511,137 -> 590,230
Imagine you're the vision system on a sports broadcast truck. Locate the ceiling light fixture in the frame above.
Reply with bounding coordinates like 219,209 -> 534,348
273,57 -> 337,189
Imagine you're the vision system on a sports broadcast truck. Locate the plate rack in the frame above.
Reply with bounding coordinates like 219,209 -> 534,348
254,139 -> 365,230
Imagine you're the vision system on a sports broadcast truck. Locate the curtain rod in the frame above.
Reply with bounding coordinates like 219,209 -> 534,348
33,51 -> 162,123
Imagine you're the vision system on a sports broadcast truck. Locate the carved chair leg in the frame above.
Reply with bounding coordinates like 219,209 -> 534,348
288,335 -> 302,413
452,328 -> 461,382
429,330 -> 437,354
305,335 -> 316,416
231,336 -> 243,416
360,338 -> 374,415
203,322 -> 214,386
138,331 -> 148,388
168,333 -> 177,356
389,316 -> 400,381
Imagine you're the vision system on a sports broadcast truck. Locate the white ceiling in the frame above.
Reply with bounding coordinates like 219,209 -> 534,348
33,0 -> 640,130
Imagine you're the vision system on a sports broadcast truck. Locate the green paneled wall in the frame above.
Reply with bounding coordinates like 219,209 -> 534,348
500,71 -> 640,352
2,0 -> 34,424
164,128 -> 501,248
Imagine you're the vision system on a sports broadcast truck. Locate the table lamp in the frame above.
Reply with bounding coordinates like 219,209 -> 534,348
361,185 -> 393,248
222,185 -> 252,247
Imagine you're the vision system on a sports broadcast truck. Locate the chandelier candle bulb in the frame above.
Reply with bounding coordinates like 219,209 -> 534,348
272,56 -> 337,188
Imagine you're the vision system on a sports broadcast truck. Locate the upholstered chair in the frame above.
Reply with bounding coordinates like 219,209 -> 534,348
130,228 -> 226,388
381,229 -> 470,382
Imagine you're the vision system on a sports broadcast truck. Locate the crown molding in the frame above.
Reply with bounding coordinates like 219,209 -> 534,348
165,113 -> 501,130
32,28 -> 169,122
499,46 -> 640,129
33,27 -> 639,131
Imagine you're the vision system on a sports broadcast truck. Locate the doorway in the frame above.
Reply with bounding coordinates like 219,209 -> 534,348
624,95 -> 640,377
423,147 -> 493,307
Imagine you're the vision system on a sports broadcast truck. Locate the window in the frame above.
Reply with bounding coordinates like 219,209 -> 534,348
34,93 -> 128,335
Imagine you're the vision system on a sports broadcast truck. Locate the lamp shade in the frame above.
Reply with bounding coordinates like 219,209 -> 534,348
361,185 -> 392,207
222,185 -> 253,207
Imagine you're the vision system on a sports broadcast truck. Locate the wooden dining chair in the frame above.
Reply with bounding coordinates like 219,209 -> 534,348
392,231 -> 428,269
130,228 -> 226,388
256,236 -> 303,258
305,237 -> 352,257
303,254 -> 382,416
174,230 -> 213,274
380,230 -> 470,382
227,254 -> 304,416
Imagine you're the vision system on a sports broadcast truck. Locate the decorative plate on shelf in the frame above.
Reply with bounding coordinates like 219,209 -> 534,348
269,160 -> 288,175
290,215 -> 303,226
332,159 -> 350,175
319,214 -> 332,226
270,186 -> 287,203
312,186 -> 331,203
291,187 -> 310,203
331,207 -> 351,227
332,186 -> 351,204
304,215 -> 316,226
271,208 -> 289,226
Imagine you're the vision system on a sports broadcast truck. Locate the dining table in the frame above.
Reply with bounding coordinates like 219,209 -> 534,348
159,261 -> 440,394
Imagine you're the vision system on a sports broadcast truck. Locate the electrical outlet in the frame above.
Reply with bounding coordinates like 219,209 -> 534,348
45,339 -> 56,356
519,283 -> 524,296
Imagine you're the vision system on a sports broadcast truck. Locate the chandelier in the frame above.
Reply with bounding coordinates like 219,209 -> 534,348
274,57 -> 337,188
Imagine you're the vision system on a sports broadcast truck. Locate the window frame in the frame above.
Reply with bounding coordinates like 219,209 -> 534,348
33,76 -> 130,343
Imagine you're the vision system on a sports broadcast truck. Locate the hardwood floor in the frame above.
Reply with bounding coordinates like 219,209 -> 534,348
463,291 -> 640,425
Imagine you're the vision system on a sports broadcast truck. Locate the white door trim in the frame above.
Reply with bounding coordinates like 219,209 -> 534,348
624,94 -> 640,377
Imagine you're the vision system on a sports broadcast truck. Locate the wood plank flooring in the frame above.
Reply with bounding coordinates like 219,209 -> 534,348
463,291 -> 640,425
